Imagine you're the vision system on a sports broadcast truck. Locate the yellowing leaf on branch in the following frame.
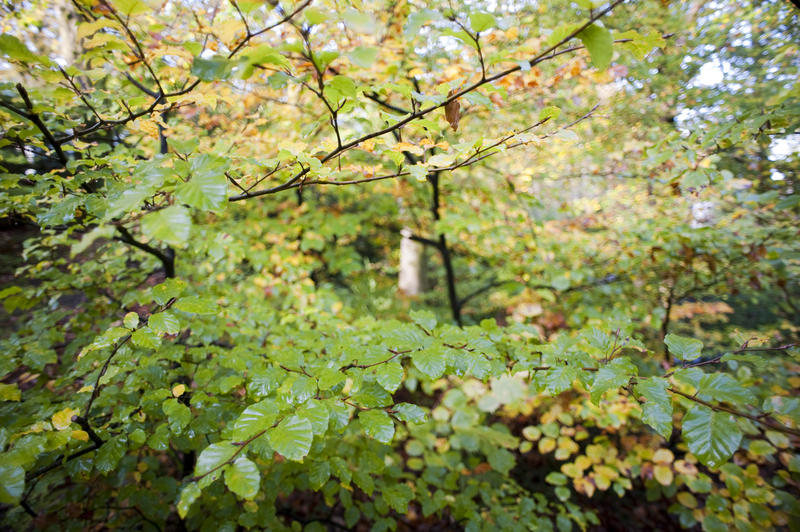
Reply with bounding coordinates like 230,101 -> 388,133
392,142 -> 423,156
71,430 -> 90,442
52,407 -> 79,430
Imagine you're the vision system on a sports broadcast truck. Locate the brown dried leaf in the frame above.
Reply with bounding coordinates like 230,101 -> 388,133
444,89 -> 460,131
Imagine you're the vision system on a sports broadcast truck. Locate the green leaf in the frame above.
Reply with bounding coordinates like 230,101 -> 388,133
393,403 -> 426,424
376,361 -> 404,393
578,24 -> 613,70
382,484 -> 414,513
163,398 -> 191,432
112,0 -> 149,16
304,7 -> 328,25
290,375 -> 317,403
240,44 -> 290,69
175,154 -> 230,212
763,396 -> 800,424
141,205 -> 192,246
343,8 -> 376,33
268,415 -> 313,461
326,76 -> 358,100
148,311 -> 181,335
0,465 -> 24,503
348,46 -> 379,68
308,461 -> 331,490
615,30 -> 665,60
487,447 -> 515,475
96,436 -> 127,474
297,399 -> 329,435
352,382 -> 392,408
589,357 -> 636,403
247,367 -> 282,398
665,333 -> 703,361
696,373 -> 755,406
409,309 -> 436,331
404,9 -> 439,37
177,482 -> 201,519
359,410 -> 395,443
0,34 -> 44,63
195,442 -> 237,477
408,164 -> 428,181
539,106 -> 561,122
702,514 -> 727,532
546,472 -> 568,486
131,326 -> 161,349
412,346 -> 447,379
231,400 -> 279,440
544,366 -> 578,395
224,457 -> 260,499
0,383 -> 21,402
191,55 -> 232,81
635,377 -> 673,440
151,278 -> 185,305
469,12 -> 496,33
682,405 -> 742,468
317,367 -> 346,390
174,296 -> 218,315
123,312 -> 139,329
546,22 -> 580,47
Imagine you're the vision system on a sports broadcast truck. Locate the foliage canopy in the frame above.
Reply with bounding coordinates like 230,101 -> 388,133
0,0 -> 798,530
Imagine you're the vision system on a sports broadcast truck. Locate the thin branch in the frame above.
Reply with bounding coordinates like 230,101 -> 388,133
243,105 -> 595,194
100,0 -> 165,96
229,0 -> 252,36
341,348 -> 411,371
663,342 -> 799,377
14,84 -> 68,164
84,297 -> 176,418
668,386 -> 800,438
114,226 -> 175,278
229,0 -> 625,200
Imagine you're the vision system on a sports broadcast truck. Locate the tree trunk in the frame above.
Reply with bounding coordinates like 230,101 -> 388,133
398,228 -> 426,296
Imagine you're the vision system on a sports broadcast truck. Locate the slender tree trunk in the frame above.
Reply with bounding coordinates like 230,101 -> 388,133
428,172 -> 462,326
399,228 -> 426,296
54,0 -> 77,66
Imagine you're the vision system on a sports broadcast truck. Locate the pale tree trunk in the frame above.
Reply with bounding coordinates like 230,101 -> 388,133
54,0 -> 77,66
398,228 -> 426,296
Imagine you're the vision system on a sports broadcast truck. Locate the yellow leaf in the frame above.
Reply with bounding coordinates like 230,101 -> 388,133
392,142 -> 424,156
677,492 -> 697,508
561,462 -> 581,478
674,458 -> 698,475
575,455 -> 593,471
538,437 -> 556,454
78,385 -> 93,393
52,407 -> 79,430
594,465 -> 619,482
77,20 -> 121,40
71,430 -> 89,442
557,436 -> 579,455
593,471 -> 611,491
0,383 -> 21,401
585,444 -> 604,462
172,384 -> 186,397
555,447 -> 571,461
654,464 -> 674,486
653,448 -> 674,464
575,476 -> 595,497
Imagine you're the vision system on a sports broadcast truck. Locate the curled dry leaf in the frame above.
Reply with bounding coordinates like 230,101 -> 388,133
444,89 -> 460,131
